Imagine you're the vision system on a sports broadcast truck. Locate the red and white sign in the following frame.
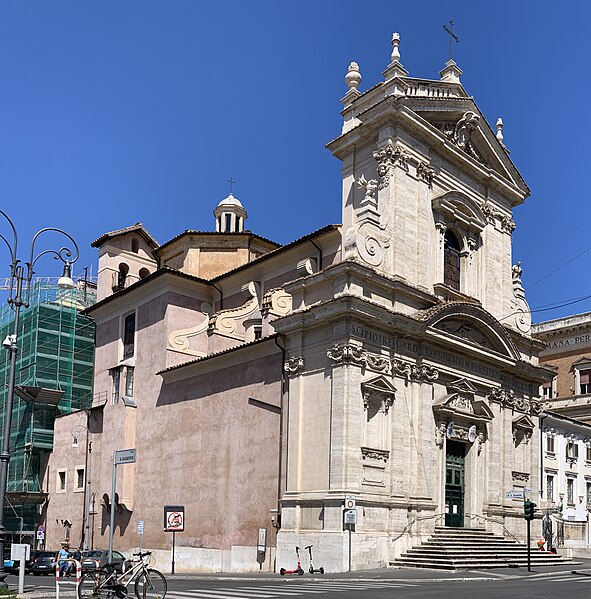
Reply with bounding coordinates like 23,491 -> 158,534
164,505 -> 185,532
345,496 -> 356,510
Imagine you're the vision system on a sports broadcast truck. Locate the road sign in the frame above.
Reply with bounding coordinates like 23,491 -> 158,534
506,490 -> 524,499
344,509 -> 357,524
114,448 -> 136,465
36,530 -> 44,540
137,520 -> 144,535
164,505 -> 185,532
345,495 -> 356,510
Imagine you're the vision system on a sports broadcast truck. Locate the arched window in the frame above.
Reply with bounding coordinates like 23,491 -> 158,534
444,230 -> 461,291
139,268 -> 150,279
118,263 -> 129,290
131,238 -> 139,253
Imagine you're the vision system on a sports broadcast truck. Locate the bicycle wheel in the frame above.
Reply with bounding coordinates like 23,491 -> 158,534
78,570 -> 116,599
134,568 -> 167,599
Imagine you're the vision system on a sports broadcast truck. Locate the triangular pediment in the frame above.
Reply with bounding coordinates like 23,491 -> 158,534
361,375 -> 396,396
446,378 -> 478,395
410,102 -> 527,195
433,391 -> 494,423
513,414 -> 536,432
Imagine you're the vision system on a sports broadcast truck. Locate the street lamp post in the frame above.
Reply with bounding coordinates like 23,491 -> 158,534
0,211 -> 78,586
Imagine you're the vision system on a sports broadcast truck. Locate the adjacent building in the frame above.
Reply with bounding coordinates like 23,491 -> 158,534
47,33 -> 550,572
0,279 -> 95,547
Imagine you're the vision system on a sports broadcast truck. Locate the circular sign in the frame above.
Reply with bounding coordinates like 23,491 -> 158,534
345,497 -> 356,509
468,425 -> 477,443
167,512 -> 183,530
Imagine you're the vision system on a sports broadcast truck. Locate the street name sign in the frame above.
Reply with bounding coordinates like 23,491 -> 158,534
115,449 -> 136,465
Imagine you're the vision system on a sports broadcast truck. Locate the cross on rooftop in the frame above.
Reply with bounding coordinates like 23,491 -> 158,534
227,177 -> 236,194
442,19 -> 459,60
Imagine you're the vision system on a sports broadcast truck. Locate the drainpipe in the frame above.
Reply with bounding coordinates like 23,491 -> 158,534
273,336 -> 287,527
308,238 -> 323,271
540,412 -> 547,504
211,282 -> 223,311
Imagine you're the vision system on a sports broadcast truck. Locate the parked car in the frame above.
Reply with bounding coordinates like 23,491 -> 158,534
80,550 -> 129,573
29,551 -> 57,575
3,551 -> 16,574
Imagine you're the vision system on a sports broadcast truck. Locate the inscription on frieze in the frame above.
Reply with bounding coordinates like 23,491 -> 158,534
349,324 -> 535,395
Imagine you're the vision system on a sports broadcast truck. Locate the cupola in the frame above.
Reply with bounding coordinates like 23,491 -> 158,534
213,193 -> 247,233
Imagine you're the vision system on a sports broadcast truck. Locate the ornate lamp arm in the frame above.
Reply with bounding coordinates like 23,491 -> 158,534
27,227 -> 79,281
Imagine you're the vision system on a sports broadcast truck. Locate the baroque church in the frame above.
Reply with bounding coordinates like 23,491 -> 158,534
45,33 -> 550,572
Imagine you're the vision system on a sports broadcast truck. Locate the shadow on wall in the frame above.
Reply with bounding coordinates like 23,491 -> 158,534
100,496 -> 132,540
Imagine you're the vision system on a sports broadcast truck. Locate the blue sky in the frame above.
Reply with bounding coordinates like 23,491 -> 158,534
0,1 -> 589,323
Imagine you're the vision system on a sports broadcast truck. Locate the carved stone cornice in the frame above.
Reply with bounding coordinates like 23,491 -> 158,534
487,387 -> 542,416
373,141 -> 409,189
284,356 -> 304,376
327,344 -> 391,373
361,447 -> 390,462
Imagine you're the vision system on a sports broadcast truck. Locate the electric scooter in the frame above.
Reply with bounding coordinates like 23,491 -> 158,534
279,546 -> 304,575
304,545 -> 324,574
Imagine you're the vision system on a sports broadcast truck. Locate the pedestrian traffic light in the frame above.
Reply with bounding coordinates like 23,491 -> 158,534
524,499 -> 536,521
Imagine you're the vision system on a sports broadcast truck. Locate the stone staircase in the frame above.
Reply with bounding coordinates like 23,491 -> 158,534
393,526 -> 574,570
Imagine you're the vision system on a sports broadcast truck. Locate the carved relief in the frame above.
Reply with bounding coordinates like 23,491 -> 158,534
511,262 -> 532,334
392,359 -> 439,382
501,216 -> 516,235
373,141 -> 409,188
357,174 -> 378,204
454,111 -> 480,150
416,161 -> 435,187
356,222 -> 389,267
481,202 -> 500,224
487,387 -> 543,416
435,422 -> 447,447
261,288 -> 292,317
361,447 -> 390,462
167,301 -> 212,357
512,471 -> 530,482
284,356 -> 304,376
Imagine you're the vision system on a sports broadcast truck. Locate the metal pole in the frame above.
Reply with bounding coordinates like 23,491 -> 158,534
108,455 -> 117,564
171,530 -> 175,575
527,519 -> 531,572
82,437 -> 92,551
0,271 -> 23,586
348,526 -> 351,572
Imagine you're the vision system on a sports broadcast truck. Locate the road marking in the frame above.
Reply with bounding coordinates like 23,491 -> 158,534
166,591 -> 276,599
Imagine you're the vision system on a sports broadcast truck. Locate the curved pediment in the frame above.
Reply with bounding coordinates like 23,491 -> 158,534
432,191 -> 487,234
421,302 -> 520,360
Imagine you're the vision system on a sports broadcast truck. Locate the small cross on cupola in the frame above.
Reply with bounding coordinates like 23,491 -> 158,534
213,179 -> 248,233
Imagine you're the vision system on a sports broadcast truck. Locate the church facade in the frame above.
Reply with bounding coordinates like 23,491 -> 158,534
45,34 -> 549,572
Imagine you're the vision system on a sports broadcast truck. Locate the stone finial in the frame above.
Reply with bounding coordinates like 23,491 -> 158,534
345,62 -> 362,90
383,32 -> 408,80
439,59 -> 462,84
496,117 -> 504,143
391,32 -> 401,63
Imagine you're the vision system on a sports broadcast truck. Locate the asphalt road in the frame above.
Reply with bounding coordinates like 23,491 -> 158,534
8,569 -> 591,599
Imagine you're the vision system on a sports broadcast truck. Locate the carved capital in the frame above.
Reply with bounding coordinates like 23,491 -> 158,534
481,202 -> 500,225
284,356 -> 304,376
373,141 -> 409,189
393,359 -> 439,383
501,216 -> 516,235
416,161 -> 435,187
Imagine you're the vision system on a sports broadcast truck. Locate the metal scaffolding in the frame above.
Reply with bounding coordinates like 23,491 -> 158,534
0,280 -> 95,540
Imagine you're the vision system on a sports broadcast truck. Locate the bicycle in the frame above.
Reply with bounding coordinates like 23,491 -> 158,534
77,551 -> 167,599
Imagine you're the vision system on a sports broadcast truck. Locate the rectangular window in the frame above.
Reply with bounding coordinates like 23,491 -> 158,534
580,369 -> 591,394
546,435 -> 555,453
57,470 -> 66,493
111,367 -> 121,404
567,478 -> 575,504
587,481 -> 591,507
546,475 -> 554,502
76,468 -> 85,491
123,313 -> 135,359
125,367 -> 134,397
254,326 -> 262,340
567,441 -> 579,460
225,214 -> 232,232
587,445 -> 591,463
542,381 -> 552,398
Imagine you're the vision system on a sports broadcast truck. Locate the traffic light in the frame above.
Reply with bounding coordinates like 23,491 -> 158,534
524,499 -> 536,521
